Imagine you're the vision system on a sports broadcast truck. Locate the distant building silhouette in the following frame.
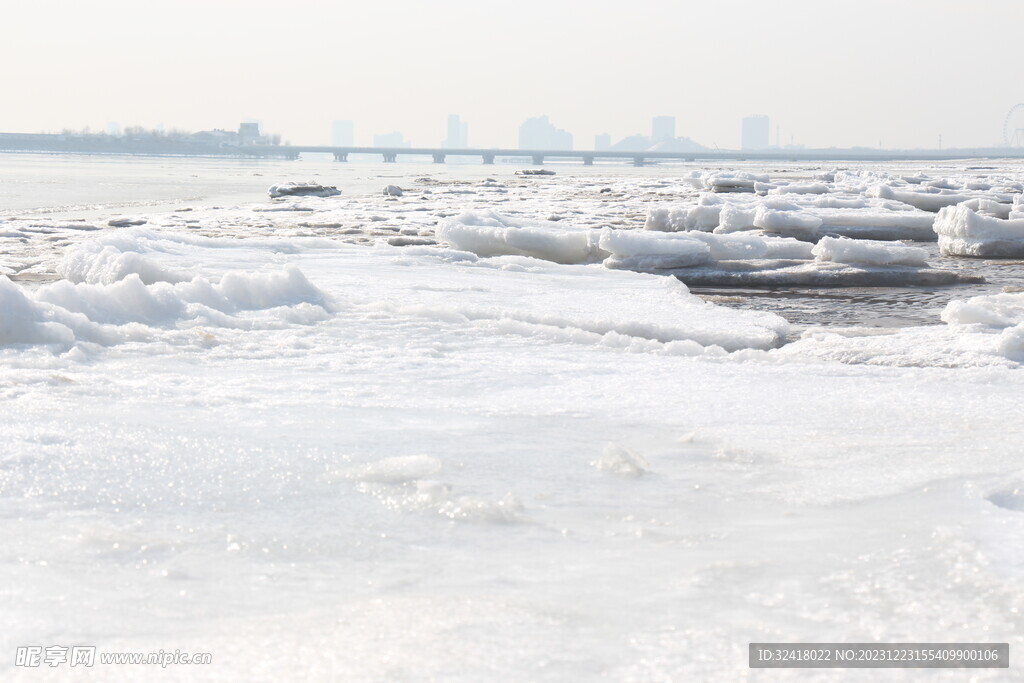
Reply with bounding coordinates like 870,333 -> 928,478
611,134 -> 653,152
519,116 -> 572,150
443,115 -> 468,149
652,116 -> 675,142
607,132 -> 707,153
332,120 -> 354,146
373,131 -> 410,148
741,115 -> 770,150
238,122 -> 261,146
594,133 -> 611,151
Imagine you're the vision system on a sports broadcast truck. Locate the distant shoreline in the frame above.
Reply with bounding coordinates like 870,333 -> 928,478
4,133 -> 1024,164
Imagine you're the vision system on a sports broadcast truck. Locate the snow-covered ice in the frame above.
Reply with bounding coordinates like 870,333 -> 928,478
935,203 -> 1024,257
436,209 -> 605,264
811,235 -> 929,267
267,181 -> 342,198
2,161 -> 1024,681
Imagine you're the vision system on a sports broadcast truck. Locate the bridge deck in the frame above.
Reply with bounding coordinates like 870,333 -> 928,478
238,145 -> 1024,163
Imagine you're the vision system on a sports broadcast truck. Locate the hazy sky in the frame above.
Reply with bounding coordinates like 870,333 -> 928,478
3,0 -> 1022,149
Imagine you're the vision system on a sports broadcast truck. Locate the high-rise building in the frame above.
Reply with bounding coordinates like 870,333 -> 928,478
594,133 -> 611,151
652,116 -> 675,142
332,120 -> 354,146
741,115 -> 770,150
443,115 -> 469,149
518,116 -> 572,150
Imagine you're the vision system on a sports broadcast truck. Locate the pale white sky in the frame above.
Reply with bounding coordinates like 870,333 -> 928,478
2,0 -> 1021,149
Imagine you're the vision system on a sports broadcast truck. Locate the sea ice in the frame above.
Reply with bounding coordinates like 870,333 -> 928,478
3,163 -> 1024,681
436,209 -> 605,264
812,236 -> 929,267
268,181 -> 342,198
934,204 -> 1024,257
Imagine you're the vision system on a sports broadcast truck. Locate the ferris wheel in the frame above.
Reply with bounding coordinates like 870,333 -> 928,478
1005,104 -> 1024,147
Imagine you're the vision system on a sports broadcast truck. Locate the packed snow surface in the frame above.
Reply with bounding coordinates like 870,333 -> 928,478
2,160 -> 1024,681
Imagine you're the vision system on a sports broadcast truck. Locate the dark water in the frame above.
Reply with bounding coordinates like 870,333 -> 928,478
692,243 -> 1024,329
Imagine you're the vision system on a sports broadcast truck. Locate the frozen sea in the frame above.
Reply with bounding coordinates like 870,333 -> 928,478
2,152 -> 1024,681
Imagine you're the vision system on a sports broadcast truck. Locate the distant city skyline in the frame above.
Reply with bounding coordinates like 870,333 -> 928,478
3,0 -> 1021,150
42,110 -> 1024,154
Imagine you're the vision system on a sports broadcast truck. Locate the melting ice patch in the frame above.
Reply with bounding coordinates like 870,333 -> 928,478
777,290 -> 1024,368
363,249 -> 791,352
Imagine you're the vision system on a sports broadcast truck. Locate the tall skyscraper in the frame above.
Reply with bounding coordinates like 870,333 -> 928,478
332,120 -> 354,146
443,115 -> 468,148
741,115 -> 770,150
652,116 -> 675,142
518,116 -> 572,150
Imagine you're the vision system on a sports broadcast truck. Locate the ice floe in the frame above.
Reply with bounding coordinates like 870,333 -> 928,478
440,209 -> 974,288
0,261 -> 333,349
811,236 -> 929,267
268,181 -> 342,198
934,203 -> 1024,258
436,209 -> 604,264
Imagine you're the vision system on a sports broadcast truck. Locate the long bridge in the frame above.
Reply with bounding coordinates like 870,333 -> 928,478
2,132 -> 1023,165
238,145 -> 1024,166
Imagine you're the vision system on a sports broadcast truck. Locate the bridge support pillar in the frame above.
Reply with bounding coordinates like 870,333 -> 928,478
532,154 -> 544,165
583,155 -> 594,166
383,153 -> 397,163
482,153 -> 495,164
286,152 -> 300,161
432,153 -> 445,164
333,152 -> 348,162
633,156 -> 645,167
